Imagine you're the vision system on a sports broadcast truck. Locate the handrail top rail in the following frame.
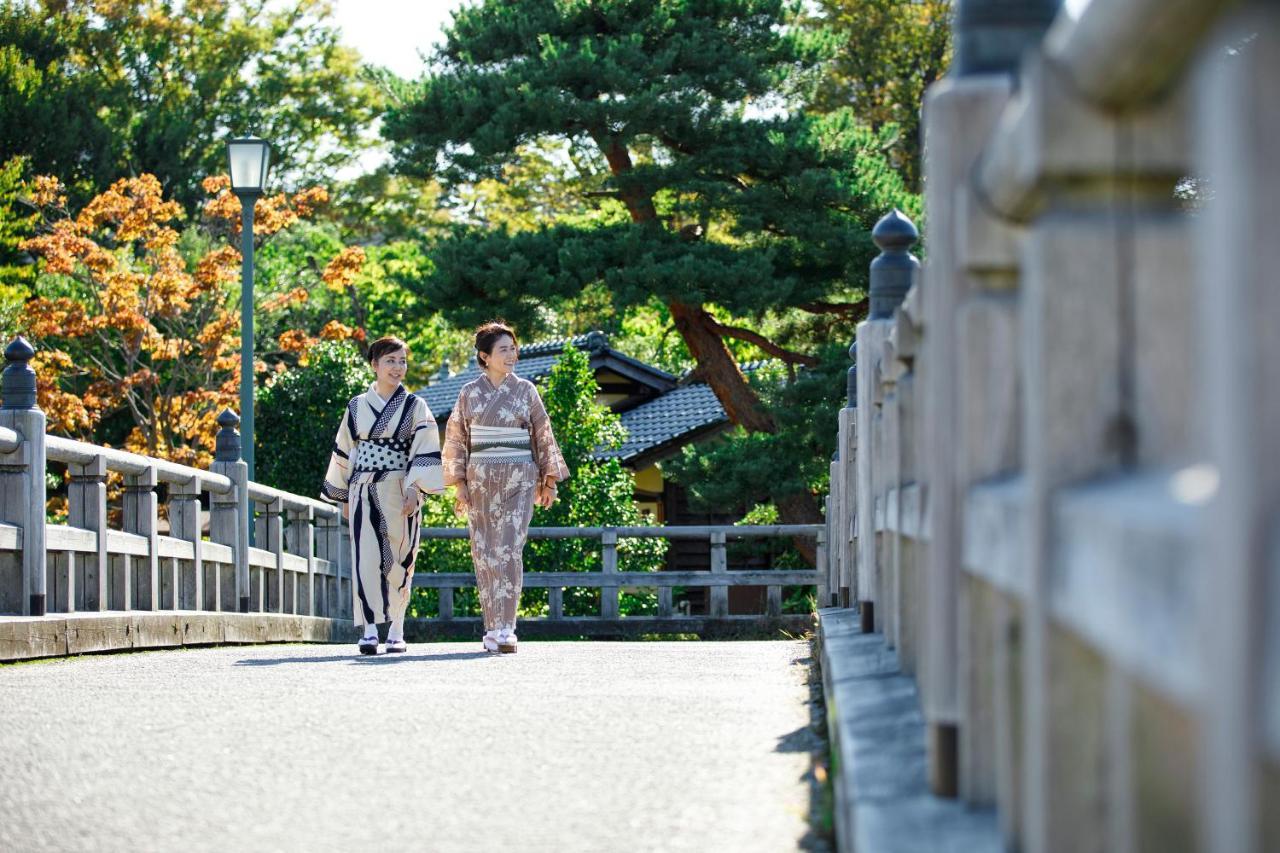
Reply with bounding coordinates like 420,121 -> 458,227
46,435 -> 234,494
246,480 -> 340,518
43,434 -> 339,518
0,425 -> 18,453
418,523 -> 823,540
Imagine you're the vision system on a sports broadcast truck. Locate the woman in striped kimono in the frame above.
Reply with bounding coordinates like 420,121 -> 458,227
443,322 -> 569,654
321,336 -> 445,655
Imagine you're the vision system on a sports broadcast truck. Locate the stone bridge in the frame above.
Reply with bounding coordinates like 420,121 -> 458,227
3,0 -> 1280,851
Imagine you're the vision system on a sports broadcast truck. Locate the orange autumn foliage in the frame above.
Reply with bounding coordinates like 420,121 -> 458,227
18,173 -> 364,469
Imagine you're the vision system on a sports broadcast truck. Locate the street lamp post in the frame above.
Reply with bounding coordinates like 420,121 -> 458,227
226,137 -> 271,483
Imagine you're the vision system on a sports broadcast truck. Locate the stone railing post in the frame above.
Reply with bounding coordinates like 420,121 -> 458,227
918,0 -> 1051,804
122,464 -> 160,610
0,337 -> 47,617
839,347 -> 857,608
286,505 -> 314,616
600,528 -> 619,620
976,46 -> 1189,853
168,477 -> 203,611
262,496 -> 284,612
708,530 -> 728,618
68,455 -> 108,611
1195,9 -> 1280,853
210,409 -> 249,613
856,211 -> 919,633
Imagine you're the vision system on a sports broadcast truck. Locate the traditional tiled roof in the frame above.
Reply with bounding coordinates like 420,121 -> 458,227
416,332 -> 756,466
601,382 -> 729,464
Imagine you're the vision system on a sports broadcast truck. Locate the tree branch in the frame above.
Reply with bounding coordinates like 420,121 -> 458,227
796,298 -> 868,318
704,316 -> 819,366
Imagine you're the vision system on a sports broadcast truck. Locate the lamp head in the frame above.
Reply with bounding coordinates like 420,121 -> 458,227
226,137 -> 272,196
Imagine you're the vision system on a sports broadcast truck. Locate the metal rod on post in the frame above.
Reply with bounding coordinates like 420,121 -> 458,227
239,198 -> 255,486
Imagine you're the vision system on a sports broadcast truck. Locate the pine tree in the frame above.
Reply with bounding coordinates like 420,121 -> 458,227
383,0 -> 916,537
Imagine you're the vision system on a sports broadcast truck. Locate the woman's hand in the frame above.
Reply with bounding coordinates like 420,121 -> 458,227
401,488 -> 422,518
535,478 -> 557,509
342,502 -> 350,520
453,484 -> 471,517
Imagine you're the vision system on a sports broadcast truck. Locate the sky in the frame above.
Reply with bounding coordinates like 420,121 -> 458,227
330,0 -> 463,81
329,0 -> 1095,80
328,0 -> 1093,174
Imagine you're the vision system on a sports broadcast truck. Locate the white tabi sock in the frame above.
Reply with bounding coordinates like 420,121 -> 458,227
388,616 -> 405,642
362,624 -> 379,641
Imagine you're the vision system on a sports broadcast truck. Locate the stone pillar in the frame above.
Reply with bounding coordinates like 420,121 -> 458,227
262,496 -> 284,613
210,409 -> 250,613
167,478 -> 203,611
856,212 -> 920,634
122,465 -> 159,610
0,337 -> 47,617
68,456 -> 108,611
286,505 -> 315,617
890,290 -> 922,675
838,348 -> 857,608
1194,8 -> 1280,853
919,0 -> 1062,803
978,47 -> 1190,852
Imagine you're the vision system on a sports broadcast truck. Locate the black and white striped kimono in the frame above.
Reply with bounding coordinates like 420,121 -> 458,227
321,384 -> 445,627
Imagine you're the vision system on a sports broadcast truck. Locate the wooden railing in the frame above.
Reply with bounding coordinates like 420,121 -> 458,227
0,346 -> 350,621
823,2 -> 1280,852
415,524 -> 824,630
0,338 -> 823,635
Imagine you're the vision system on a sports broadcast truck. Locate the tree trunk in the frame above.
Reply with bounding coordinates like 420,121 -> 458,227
594,132 -> 824,552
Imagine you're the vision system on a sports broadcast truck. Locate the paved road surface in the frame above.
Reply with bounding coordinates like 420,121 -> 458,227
0,640 -> 826,853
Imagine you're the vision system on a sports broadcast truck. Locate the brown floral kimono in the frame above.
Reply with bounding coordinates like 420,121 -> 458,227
442,373 -> 569,634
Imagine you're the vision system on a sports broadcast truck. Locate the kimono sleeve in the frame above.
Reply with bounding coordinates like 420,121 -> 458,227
528,384 -> 569,483
320,398 -> 358,503
404,396 -> 446,495
441,389 -> 470,487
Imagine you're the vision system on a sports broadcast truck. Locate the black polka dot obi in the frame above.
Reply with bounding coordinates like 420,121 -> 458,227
352,437 -> 411,474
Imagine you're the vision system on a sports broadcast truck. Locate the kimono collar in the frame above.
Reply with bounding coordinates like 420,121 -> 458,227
480,372 -> 516,392
367,382 -> 405,412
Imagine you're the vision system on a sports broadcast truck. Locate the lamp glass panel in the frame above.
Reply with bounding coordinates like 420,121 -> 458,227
228,141 -> 267,191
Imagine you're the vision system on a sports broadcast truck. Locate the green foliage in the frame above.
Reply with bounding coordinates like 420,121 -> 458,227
0,8 -> 118,202
0,0 -> 381,212
802,0 -> 952,190
254,340 -> 369,497
0,155 -> 33,335
414,346 -> 667,619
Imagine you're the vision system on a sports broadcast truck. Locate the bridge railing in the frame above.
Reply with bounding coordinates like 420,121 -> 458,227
415,524 -> 824,629
0,339 -> 824,634
0,341 -> 350,622
825,1 -> 1280,851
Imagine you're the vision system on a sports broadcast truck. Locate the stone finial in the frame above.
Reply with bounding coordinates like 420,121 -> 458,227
585,330 -> 609,353
2,336 -> 37,410
215,408 -> 242,462
954,0 -> 1062,76
846,362 -> 857,410
869,209 -> 921,320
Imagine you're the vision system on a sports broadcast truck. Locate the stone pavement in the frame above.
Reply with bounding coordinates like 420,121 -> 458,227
0,640 -> 829,853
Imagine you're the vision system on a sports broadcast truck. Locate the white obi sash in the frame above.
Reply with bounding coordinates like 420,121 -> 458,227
468,424 -> 534,464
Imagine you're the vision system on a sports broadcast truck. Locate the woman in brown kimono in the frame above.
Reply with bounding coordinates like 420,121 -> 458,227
442,322 -> 569,654
322,336 -> 445,655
